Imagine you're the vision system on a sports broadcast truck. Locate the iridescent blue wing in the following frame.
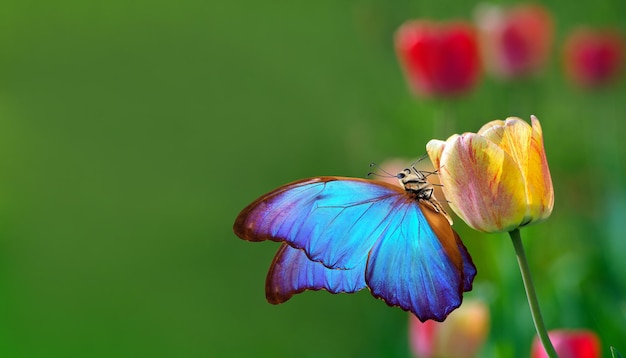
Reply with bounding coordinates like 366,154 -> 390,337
365,199 -> 476,321
234,177 -> 475,321
266,243 -> 366,304
234,177 -> 407,270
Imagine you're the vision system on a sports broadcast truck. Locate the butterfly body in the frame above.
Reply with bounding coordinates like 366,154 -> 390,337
233,167 -> 476,322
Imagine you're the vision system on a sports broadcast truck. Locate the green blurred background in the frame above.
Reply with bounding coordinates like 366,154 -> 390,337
1,0 -> 625,357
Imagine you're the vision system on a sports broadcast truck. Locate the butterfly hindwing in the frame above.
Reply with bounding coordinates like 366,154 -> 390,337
266,243 -> 367,304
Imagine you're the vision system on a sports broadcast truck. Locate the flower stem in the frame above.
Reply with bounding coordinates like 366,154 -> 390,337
509,229 -> 558,358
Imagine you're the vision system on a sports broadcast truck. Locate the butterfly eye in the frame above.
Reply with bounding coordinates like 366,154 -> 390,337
397,172 -> 406,179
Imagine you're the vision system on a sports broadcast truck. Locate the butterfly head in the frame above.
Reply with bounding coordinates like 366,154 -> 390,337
397,167 -> 452,224
397,168 -> 433,200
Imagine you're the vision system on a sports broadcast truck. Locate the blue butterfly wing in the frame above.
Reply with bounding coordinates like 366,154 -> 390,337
365,199 -> 475,322
235,177 -> 407,270
234,177 -> 475,321
266,243 -> 367,304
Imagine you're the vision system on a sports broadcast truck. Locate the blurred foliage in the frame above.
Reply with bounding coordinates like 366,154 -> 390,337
0,0 -> 625,357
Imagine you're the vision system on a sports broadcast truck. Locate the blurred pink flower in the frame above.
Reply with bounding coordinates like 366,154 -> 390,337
395,20 -> 481,98
475,3 -> 554,79
409,300 -> 489,358
531,330 -> 601,358
563,28 -> 625,89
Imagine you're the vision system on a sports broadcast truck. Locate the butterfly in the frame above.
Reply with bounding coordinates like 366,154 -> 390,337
233,165 -> 476,322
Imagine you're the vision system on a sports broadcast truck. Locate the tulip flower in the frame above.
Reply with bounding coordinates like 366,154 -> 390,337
563,28 -> 625,89
426,115 -> 553,233
428,115 -> 558,357
395,20 -> 481,98
531,330 -> 601,358
475,4 -> 554,79
409,300 -> 489,358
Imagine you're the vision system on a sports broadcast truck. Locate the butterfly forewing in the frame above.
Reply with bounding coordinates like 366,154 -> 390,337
234,177 -> 407,270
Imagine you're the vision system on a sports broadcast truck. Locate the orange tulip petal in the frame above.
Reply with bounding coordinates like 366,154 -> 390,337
439,133 -> 527,232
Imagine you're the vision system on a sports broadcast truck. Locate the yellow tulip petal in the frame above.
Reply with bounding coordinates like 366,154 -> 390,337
477,119 -> 505,135
525,115 -> 554,223
479,117 -> 536,214
426,139 -> 448,169
480,118 -> 532,175
480,116 -> 553,224
530,115 -> 543,136
439,133 -> 528,232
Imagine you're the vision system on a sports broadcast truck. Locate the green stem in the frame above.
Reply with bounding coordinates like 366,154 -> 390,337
509,229 -> 559,358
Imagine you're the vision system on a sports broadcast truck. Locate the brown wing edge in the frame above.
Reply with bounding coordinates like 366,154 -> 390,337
418,200 -> 463,272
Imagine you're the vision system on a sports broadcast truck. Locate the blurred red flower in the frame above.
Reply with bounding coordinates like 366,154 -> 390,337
563,28 -> 625,89
395,20 -> 481,98
531,330 -> 601,358
475,4 -> 554,79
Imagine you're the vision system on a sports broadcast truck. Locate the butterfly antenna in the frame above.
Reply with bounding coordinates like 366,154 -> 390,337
368,162 -> 396,178
413,158 -> 446,179
409,153 -> 440,181
409,153 -> 429,168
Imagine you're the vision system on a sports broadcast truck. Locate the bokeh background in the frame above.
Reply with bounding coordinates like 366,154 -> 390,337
1,0 -> 625,357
